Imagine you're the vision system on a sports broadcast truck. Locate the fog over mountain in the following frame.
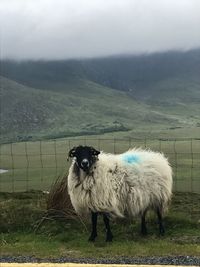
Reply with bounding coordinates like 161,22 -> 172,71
0,0 -> 200,59
1,49 -> 200,142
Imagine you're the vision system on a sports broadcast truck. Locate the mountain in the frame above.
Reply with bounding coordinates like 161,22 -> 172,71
82,49 -> 200,103
1,76 -> 180,142
0,49 -> 200,142
2,49 -> 200,102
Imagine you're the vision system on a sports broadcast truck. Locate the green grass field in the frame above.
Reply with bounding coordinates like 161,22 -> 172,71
0,137 -> 200,193
0,191 -> 200,258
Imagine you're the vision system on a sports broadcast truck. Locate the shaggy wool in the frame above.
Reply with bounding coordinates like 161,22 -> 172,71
68,149 -> 173,218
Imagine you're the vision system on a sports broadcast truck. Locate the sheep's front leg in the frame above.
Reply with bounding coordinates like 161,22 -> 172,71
103,213 -> 113,242
88,212 -> 98,242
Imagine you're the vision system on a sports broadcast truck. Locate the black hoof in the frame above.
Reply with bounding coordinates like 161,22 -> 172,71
88,234 -> 97,242
141,229 -> 147,236
159,228 -> 165,236
106,232 -> 113,242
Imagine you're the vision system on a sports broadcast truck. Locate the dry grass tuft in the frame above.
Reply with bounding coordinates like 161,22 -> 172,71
46,174 -> 76,219
31,174 -> 88,233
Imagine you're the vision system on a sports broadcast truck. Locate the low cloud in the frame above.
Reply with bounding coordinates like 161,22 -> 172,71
0,0 -> 200,59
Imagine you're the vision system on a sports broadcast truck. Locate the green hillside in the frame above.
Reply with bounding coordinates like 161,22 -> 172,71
1,76 -> 183,143
1,49 -> 200,142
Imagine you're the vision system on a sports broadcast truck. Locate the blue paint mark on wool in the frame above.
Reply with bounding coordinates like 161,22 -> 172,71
122,153 -> 140,164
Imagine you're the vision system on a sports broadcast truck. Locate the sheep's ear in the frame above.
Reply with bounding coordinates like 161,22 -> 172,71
91,147 -> 100,156
68,147 -> 77,158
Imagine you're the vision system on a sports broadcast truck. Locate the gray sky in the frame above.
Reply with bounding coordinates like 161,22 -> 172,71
0,0 -> 200,59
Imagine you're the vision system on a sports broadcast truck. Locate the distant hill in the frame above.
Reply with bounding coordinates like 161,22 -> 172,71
0,49 -> 200,142
1,76 -> 180,142
2,49 -> 200,102
82,49 -> 200,103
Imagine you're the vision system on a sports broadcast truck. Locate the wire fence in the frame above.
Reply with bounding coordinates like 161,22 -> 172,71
0,138 -> 200,193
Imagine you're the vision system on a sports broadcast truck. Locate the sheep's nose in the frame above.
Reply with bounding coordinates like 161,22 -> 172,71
81,159 -> 89,168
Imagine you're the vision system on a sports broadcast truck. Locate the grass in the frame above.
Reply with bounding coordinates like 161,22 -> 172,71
0,138 -> 200,193
0,191 -> 200,258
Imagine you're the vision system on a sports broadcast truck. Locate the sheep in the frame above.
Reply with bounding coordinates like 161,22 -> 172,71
67,145 -> 173,242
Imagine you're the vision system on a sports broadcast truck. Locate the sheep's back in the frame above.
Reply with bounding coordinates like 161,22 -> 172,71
98,150 -> 172,215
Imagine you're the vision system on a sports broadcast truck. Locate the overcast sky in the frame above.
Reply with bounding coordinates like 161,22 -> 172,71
0,0 -> 200,59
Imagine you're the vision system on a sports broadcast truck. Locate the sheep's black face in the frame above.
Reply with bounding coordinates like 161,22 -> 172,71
68,146 -> 100,173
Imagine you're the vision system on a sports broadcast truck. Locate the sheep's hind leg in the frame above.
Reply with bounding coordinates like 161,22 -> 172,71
141,209 -> 148,236
103,213 -> 113,242
88,212 -> 98,242
156,207 -> 165,235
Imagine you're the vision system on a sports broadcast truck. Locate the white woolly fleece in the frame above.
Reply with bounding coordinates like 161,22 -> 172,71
68,148 -> 173,218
